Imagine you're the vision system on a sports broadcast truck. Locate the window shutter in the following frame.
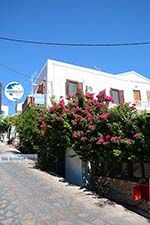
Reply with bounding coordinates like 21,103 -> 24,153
119,90 -> 125,104
65,80 -> 69,99
77,82 -> 83,94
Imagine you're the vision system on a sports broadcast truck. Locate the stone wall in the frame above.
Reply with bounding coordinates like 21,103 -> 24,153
96,177 -> 150,217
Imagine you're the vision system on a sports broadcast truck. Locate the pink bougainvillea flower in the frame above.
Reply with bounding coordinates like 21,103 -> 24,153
85,105 -> 92,112
74,114 -> 82,119
64,108 -> 70,113
133,133 -> 141,138
80,131 -> 84,136
87,115 -> 93,121
111,136 -> 121,143
50,105 -> 57,113
125,138 -> 132,143
104,96 -> 114,103
59,99 -> 65,107
96,91 -> 106,99
40,122 -> 47,129
96,136 -> 105,144
88,125 -> 95,130
67,95 -> 74,100
99,113 -> 109,120
76,106 -> 82,112
85,93 -> 94,100
95,101 -> 104,108
72,131 -> 78,139
105,135 -> 111,142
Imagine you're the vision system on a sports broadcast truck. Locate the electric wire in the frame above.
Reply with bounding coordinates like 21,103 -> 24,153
0,63 -> 31,80
0,36 -> 150,47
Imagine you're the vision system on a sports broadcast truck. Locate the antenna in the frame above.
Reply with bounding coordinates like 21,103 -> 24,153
94,66 -> 103,71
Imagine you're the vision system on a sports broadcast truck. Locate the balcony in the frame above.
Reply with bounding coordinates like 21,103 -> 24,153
133,100 -> 150,112
109,100 -> 150,113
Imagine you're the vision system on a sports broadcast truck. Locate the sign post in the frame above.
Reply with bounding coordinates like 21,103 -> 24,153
5,81 -> 24,113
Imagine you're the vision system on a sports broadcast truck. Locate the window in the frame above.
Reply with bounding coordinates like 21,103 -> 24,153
133,90 -> 141,106
36,81 -> 46,94
133,90 -> 141,104
65,80 -> 83,98
110,88 -> 124,104
111,89 -> 119,104
146,91 -> 150,103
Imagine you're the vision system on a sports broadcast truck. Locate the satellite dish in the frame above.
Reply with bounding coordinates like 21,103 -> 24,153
5,82 -> 24,101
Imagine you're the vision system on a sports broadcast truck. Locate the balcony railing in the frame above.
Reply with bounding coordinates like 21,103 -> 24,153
133,100 -> 150,108
109,101 -> 150,111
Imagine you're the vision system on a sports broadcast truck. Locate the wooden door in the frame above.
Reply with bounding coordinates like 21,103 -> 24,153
133,90 -> 141,100
133,90 -> 141,105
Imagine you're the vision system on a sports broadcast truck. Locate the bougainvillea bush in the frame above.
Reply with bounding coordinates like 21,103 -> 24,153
35,99 -> 71,172
36,91 -> 150,176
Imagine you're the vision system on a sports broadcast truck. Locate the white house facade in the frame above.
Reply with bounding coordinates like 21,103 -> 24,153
33,59 -> 150,113
33,59 -> 150,185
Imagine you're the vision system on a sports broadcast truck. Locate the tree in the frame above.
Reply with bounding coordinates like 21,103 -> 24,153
15,105 -> 43,153
108,103 -> 145,161
0,115 -> 9,141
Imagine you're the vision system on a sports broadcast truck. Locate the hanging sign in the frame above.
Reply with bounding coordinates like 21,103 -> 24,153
5,82 -> 24,101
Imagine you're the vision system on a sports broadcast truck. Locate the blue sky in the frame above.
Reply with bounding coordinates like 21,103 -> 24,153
0,0 -> 150,114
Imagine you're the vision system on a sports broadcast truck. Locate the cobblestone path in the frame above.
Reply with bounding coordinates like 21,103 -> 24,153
0,145 -> 149,225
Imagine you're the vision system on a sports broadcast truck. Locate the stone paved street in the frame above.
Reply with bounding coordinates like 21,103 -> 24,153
0,144 -> 149,225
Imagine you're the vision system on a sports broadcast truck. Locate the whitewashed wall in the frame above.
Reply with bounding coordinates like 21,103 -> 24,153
116,72 -> 150,110
47,59 -> 129,101
65,149 -> 83,186
33,62 -> 48,104
35,59 -> 150,112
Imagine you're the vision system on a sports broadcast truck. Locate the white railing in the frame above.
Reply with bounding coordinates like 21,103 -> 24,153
133,100 -> 150,108
109,101 -> 150,110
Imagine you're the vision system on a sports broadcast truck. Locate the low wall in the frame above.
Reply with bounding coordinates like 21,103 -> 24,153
95,177 -> 150,217
65,149 -> 83,185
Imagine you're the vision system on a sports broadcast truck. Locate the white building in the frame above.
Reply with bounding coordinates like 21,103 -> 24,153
1,104 -> 9,116
33,59 -> 150,185
16,102 -> 23,114
34,59 -> 150,113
